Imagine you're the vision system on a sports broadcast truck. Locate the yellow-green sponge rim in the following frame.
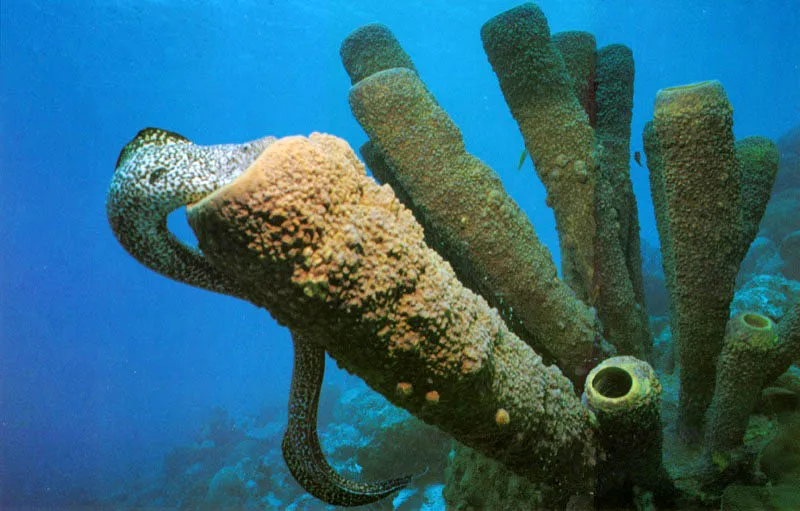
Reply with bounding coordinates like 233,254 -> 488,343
583,356 -> 656,411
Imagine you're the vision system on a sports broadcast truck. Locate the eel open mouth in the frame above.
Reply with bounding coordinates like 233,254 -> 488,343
106,128 -> 276,296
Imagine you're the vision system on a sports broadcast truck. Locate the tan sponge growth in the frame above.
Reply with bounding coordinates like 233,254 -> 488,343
480,4 -> 650,359
186,134 -> 598,502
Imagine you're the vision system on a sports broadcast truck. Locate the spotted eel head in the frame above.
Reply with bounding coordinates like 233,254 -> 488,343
107,127 -> 275,295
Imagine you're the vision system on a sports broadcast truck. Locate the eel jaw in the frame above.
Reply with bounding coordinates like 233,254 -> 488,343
106,130 -> 275,296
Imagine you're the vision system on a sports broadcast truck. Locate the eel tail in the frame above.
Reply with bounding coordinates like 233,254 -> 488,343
282,332 -> 417,507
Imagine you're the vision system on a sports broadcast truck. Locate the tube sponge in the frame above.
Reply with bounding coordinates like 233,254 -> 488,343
703,313 -> 779,478
339,23 -> 417,85
582,356 -> 673,504
651,80 -> 743,440
345,64 -> 605,382
643,122 -> 677,328
551,31 -> 596,125
481,6 -> 650,360
734,136 -> 779,267
593,44 -> 651,359
186,133 -> 598,502
596,44 -> 644,298
765,298 -> 800,385
481,3 -> 597,302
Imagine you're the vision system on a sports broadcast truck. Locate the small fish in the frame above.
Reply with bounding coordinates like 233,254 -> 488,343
633,151 -> 643,167
518,148 -> 529,171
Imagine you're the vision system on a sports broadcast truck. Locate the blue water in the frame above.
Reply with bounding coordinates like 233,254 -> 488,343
1,0 -> 798,507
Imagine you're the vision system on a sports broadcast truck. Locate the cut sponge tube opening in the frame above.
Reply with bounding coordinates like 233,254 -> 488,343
742,313 -> 770,330
592,366 -> 634,399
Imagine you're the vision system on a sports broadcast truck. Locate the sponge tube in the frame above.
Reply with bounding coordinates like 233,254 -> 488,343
187,133 -> 598,502
481,3 -> 597,302
734,136 -> 779,267
765,298 -> 800,385
651,80 -> 742,439
582,356 -> 673,504
593,44 -> 652,358
339,23 -> 417,84
703,313 -> 779,475
345,64 -> 606,382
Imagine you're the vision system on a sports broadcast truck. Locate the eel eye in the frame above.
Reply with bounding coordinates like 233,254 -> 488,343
149,167 -> 169,184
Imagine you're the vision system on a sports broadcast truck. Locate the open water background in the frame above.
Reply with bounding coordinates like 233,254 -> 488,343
1,0 -> 798,506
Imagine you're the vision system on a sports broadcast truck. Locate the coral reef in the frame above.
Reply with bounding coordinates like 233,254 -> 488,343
107,379 -> 449,511
773,125 -> 800,192
779,230 -> 800,280
760,189 -> 800,245
720,484 -> 800,511
759,125 -> 800,263
737,237 -> 784,285
759,411 -> 800,487
731,275 -> 800,322
443,443 -> 549,510
108,3 -> 800,509
719,411 -> 800,510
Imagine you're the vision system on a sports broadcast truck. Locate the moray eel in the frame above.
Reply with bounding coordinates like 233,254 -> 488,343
107,127 -> 275,297
107,128 -> 414,507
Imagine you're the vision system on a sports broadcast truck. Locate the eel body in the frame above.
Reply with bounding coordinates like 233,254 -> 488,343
107,128 -> 413,507
284,332 -> 415,506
